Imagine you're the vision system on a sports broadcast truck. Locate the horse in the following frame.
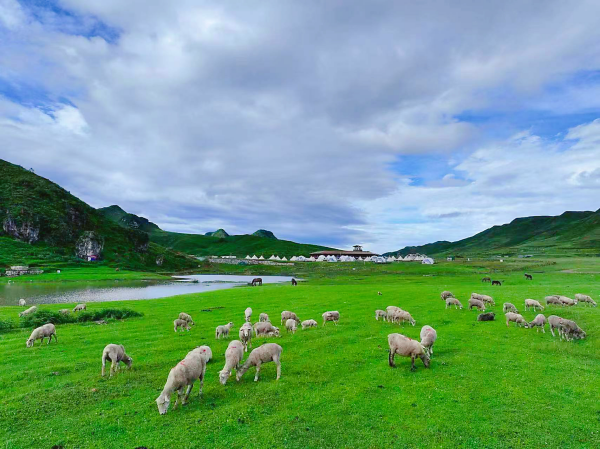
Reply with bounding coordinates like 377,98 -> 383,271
251,278 -> 263,287
491,280 -> 502,286
481,277 -> 491,283
524,274 -> 533,280
291,278 -> 297,286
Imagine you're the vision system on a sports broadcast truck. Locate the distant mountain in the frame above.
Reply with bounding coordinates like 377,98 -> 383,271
205,229 -> 229,238
98,205 -> 161,233
252,229 -> 277,239
385,210 -> 600,257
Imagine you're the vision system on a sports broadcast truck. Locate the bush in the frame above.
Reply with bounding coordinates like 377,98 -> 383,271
0,319 -> 14,332
15,308 -> 143,330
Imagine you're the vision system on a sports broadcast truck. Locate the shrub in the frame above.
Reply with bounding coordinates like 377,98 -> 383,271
16,308 -> 143,330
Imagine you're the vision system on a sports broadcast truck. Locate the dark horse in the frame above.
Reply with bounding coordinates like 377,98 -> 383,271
251,278 -> 263,286
291,278 -> 297,286
491,280 -> 502,286
524,273 -> 533,280
481,277 -> 491,283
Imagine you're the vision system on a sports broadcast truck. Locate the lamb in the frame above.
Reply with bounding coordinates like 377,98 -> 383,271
26,323 -> 57,347
477,312 -> 495,321
419,325 -> 437,357
178,312 -> 194,326
101,344 -> 133,377
545,295 -> 562,306
505,312 -> 529,328
471,293 -> 495,307
528,314 -> 547,333
280,311 -> 300,325
19,306 -> 38,317
392,310 -> 415,326
219,340 -> 244,385
155,349 -> 206,414
73,304 -> 87,312
440,291 -> 454,301
301,319 -> 318,330
18,298 -> 26,306
445,297 -> 463,309
558,296 -> 577,306
215,322 -> 234,339
254,321 -> 281,337
236,343 -> 282,382
388,333 -> 430,371
525,299 -> 544,311
557,318 -> 586,341
245,307 -> 252,322
375,309 -> 388,321
259,313 -> 270,322
239,322 -> 253,352
195,345 -> 212,362
322,311 -> 340,326
503,303 -> 518,313
285,318 -> 298,333
468,298 -> 486,311
59,309 -> 71,315
575,294 -> 597,307
174,319 -> 191,332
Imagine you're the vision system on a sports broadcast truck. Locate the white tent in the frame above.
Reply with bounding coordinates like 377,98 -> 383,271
281,256 -> 288,261
259,255 -> 265,260
275,256 -> 281,260
245,255 -> 251,260
251,255 -> 258,260
396,255 -> 404,261
369,256 -> 378,262
307,256 -> 316,262
326,255 -> 338,262
404,254 -> 416,261
290,256 -> 298,261
422,257 -> 434,265
317,255 -> 326,262
387,256 -> 395,263
269,255 -> 277,260
298,256 -> 307,262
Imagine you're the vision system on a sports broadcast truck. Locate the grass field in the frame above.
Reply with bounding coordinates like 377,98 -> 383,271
1,260 -> 599,448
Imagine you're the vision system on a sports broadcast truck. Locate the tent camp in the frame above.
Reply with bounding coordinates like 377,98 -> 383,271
422,257 -> 434,265
326,255 -> 338,262
290,256 -> 298,261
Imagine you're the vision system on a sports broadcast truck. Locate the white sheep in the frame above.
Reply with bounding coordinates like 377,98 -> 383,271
525,299 -> 544,311
253,321 -> 281,337
445,297 -> 463,309
259,313 -> 270,322
59,309 -> 71,315
285,318 -> 298,334
545,295 -> 562,306
468,298 -> 485,311
155,350 -> 206,414
528,314 -> 547,333
215,322 -> 234,339
503,303 -> 518,313
558,296 -> 577,306
236,343 -> 282,382
101,344 -> 133,377
555,317 -> 586,341
388,333 -> 430,371
391,310 -> 415,326
505,312 -> 529,328
419,325 -> 437,357
245,307 -> 252,322
322,311 -> 340,326
26,323 -> 57,347
472,293 -> 495,307
441,291 -> 454,301
280,311 -> 300,325
174,319 -> 191,332
219,340 -> 244,385
301,319 -> 318,330
548,315 -> 562,337
386,306 -> 403,316
239,322 -> 253,352
575,294 -> 597,307
73,304 -> 87,312
375,309 -> 388,320
19,306 -> 38,318
178,312 -> 194,326
18,298 -> 26,306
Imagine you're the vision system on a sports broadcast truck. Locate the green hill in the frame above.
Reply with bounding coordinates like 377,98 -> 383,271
98,205 -> 161,233
204,229 -> 229,238
0,159 -> 197,271
253,229 -> 277,239
385,210 -> 600,257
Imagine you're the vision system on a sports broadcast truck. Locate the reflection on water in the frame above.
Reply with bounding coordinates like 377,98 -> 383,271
0,275 -> 295,306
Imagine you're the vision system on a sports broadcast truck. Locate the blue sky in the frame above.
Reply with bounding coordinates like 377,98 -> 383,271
2,0 -> 600,253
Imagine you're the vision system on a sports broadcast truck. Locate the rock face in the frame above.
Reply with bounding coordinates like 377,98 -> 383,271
2,214 -> 40,244
76,231 -> 104,259
156,255 -> 164,266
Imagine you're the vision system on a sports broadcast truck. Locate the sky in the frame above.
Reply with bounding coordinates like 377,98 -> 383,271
1,0 -> 600,253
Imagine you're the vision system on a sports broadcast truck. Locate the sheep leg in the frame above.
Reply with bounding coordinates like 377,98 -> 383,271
410,356 -> 417,372
101,356 -> 107,377
254,363 -> 261,381
52,333 -> 57,342
550,326 -> 555,337
388,350 -> 396,368
198,373 -> 204,397
275,358 -> 281,380
182,384 -> 193,404
110,360 -> 117,377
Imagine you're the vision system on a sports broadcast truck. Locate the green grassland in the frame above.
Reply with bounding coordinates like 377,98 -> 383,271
0,260 -> 599,448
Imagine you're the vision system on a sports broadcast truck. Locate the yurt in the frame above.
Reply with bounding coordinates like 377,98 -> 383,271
422,257 -> 434,265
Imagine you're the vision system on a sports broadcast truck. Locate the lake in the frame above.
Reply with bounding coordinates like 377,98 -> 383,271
0,275 -> 295,306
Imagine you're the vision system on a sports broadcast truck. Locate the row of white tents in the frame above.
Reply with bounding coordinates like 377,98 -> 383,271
244,254 -> 434,264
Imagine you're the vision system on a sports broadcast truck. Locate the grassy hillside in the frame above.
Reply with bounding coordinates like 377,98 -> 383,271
0,160 -> 197,272
98,205 -> 160,233
386,210 -> 600,257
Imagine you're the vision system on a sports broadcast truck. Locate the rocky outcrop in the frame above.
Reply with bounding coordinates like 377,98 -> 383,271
156,255 -> 164,266
76,231 -> 104,259
2,213 -> 40,244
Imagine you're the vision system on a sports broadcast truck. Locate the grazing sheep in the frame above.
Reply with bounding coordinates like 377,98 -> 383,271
18,298 -> 26,306
174,319 -> 191,332
468,298 -> 486,311
505,312 -> 529,328
322,311 -> 340,326
524,273 -> 533,280
236,343 -> 282,382
440,291 -> 454,301
26,323 -> 57,347
558,296 -> 577,306
101,344 -> 133,377
155,350 -> 206,415
477,312 -> 495,321
59,309 -> 71,315
194,345 -> 212,363
178,312 -> 194,326
378,291 -> 382,296
481,277 -> 491,283
545,295 -> 562,306
557,318 -> 586,341
575,294 -> 597,307
239,323 -> 253,352
529,314 -> 547,333
548,315 -> 562,337
285,318 -> 298,334
301,319 -> 318,330
472,293 -> 495,307
219,340 -> 244,385
73,304 -> 87,312
280,311 -> 300,325
254,321 -> 281,337
445,297 -> 463,309
245,307 -> 252,322
375,309 -> 388,321
525,299 -> 544,311
491,280 -> 502,286
215,322 -> 234,339
419,325 -> 437,356
391,310 -> 415,326
259,313 -> 270,322
503,303 -> 518,313
388,333 -> 430,371
19,306 -> 38,318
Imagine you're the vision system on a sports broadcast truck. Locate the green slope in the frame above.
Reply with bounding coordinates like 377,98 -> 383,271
204,229 -> 229,238
98,205 -> 160,233
253,229 -> 277,239
385,210 -> 600,257
0,159 -> 197,271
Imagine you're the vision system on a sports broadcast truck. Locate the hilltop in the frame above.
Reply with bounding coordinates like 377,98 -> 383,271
385,210 -> 600,257
205,229 -> 230,238
97,205 -> 160,233
253,229 -> 277,239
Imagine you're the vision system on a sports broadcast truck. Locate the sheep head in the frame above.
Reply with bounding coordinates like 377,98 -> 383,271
156,395 -> 170,415
26,338 -> 34,348
219,370 -> 231,385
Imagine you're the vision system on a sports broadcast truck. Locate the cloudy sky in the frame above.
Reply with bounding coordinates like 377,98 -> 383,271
2,0 -> 600,253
